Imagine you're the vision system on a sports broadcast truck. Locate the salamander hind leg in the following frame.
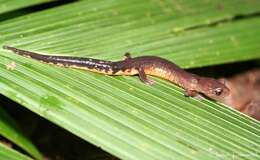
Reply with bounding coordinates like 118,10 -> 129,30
138,68 -> 155,85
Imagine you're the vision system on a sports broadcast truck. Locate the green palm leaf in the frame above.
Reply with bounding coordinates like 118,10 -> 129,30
0,0 -> 52,14
0,105 -> 42,159
0,0 -> 260,159
0,143 -> 33,160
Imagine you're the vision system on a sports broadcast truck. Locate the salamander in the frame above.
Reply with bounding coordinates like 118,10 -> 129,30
3,45 -> 230,101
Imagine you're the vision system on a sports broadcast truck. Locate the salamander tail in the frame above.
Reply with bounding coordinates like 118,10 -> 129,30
3,45 -> 33,57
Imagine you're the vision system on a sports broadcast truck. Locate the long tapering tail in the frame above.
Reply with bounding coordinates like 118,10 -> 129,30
3,45 -> 114,73
3,45 -> 39,57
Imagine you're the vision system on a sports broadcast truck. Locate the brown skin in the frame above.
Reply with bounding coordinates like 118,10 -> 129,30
3,45 -> 230,101
223,69 -> 260,120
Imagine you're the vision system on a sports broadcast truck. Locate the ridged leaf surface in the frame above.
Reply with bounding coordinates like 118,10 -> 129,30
0,0 -> 260,160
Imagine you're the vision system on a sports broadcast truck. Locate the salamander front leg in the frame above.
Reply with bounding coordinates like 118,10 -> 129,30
184,90 -> 197,97
138,68 -> 155,85
184,89 -> 204,100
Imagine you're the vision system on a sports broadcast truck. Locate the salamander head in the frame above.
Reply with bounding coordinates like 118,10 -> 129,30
198,78 -> 230,101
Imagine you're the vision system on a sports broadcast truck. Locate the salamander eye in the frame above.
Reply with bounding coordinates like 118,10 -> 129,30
214,88 -> 223,96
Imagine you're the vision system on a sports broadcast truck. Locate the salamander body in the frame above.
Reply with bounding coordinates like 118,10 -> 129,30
3,45 -> 230,101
